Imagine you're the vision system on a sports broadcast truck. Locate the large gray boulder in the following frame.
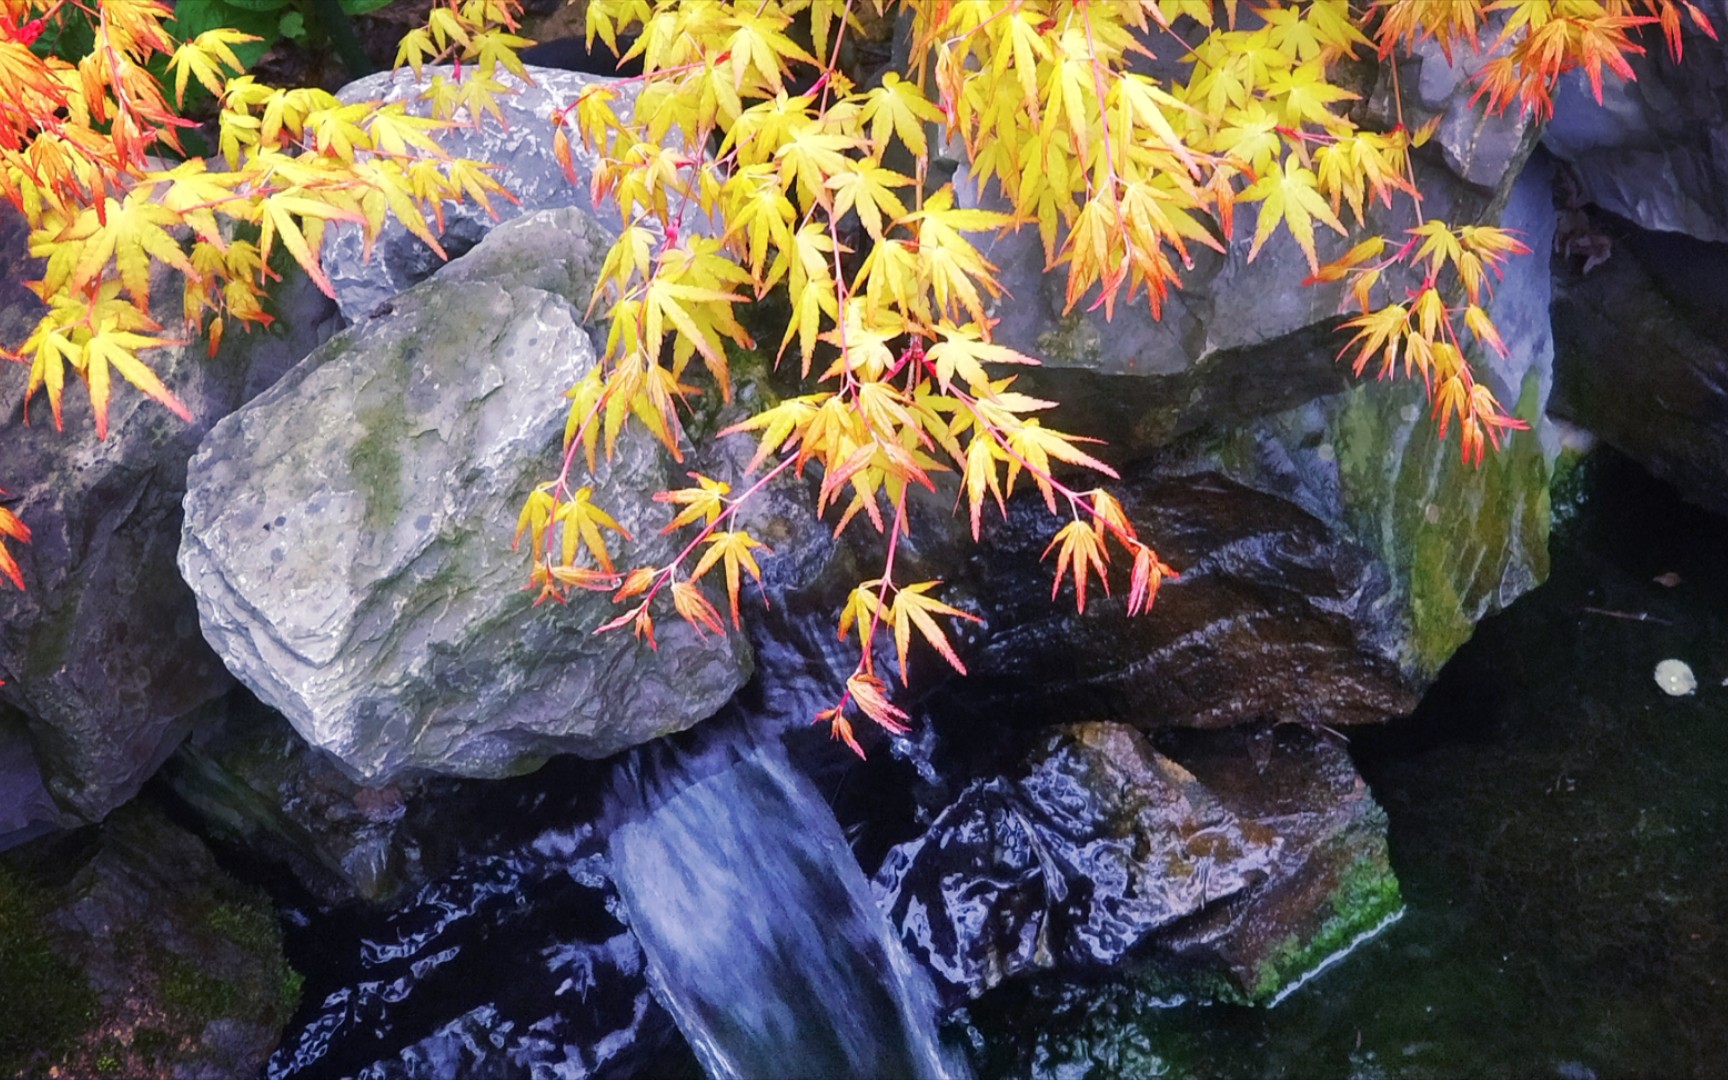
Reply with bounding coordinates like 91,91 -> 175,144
180,207 -> 751,785
0,205 -> 340,825
327,65 -> 633,321
1544,2 -> 1728,241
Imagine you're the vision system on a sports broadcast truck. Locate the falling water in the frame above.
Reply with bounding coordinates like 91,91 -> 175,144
608,715 -> 961,1080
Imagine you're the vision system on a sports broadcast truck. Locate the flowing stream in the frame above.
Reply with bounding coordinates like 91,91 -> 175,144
608,716 -> 959,1080
266,713 -> 957,1079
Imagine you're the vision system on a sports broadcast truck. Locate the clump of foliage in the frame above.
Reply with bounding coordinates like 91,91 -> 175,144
1,0 -> 1712,753
0,0 -> 527,589
516,0 -> 1711,752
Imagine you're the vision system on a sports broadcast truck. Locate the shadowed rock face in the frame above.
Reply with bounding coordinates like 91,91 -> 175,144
180,207 -> 750,785
1544,1 -> 1728,242
932,471 -> 1418,735
1551,210 -> 1728,520
0,206 -> 341,826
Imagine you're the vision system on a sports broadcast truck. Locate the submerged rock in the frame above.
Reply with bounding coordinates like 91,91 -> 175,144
0,803 -> 300,1079
0,206 -> 340,825
180,207 -> 750,784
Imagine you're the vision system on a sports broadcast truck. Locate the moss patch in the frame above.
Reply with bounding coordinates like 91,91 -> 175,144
1245,852 -> 1404,1003
1332,370 -> 1552,675
349,401 -> 407,530
0,863 -> 99,1077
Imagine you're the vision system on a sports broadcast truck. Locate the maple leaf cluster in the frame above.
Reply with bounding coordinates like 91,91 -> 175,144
506,0 -> 1713,756
0,0 -> 529,590
1,0 -> 1709,754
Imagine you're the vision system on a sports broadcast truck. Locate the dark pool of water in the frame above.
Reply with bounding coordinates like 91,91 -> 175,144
966,449 -> 1728,1079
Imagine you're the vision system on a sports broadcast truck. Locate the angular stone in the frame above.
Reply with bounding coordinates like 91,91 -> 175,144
326,65 -> 637,321
1544,5 -> 1728,242
180,207 -> 750,784
873,721 -> 1280,1009
0,205 -> 340,824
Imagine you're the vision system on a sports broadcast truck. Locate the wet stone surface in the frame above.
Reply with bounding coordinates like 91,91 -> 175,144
873,722 -> 1282,1009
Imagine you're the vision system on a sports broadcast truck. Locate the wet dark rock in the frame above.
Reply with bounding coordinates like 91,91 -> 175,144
934,472 -> 1417,737
327,66 -> 639,321
0,217 -> 340,824
270,840 -> 676,1079
180,207 -> 750,784
1544,5 -> 1728,241
1148,726 -> 1401,1002
874,722 -> 1281,1009
1550,211 -> 1728,520
0,802 -> 300,1079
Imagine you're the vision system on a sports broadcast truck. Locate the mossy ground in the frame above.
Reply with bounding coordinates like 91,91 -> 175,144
0,863 -> 99,1076
0,813 -> 301,1078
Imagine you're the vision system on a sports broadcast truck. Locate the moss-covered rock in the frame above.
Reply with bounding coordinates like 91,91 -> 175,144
180,207 -> 752,785
0,803 -> 298,1079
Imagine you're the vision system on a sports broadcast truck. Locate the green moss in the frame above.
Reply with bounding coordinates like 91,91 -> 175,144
0,863 -> 99,1076
22,592 -> 81,682
1035,310 -> 1104,368
1245,852 -> 1404,1003
349,402 -> 407,529
1332,370 -> 1552,675
1548,441 -> 1597,535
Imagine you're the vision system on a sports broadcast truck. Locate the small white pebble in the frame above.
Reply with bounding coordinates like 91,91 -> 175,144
1655,659 -> 1697,696
1317,443 -> 1336,462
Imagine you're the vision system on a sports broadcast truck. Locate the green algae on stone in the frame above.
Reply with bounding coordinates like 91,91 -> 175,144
1331,370 -> 1552,676
1243,847 -> 1404,1004
349,401 -> 409,531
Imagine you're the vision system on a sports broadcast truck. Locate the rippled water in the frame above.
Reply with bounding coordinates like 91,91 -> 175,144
964,450 -> 1728,1079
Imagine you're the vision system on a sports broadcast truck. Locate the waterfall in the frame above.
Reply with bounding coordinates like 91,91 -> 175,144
608,715 -> 961,1080
266,711 -> 959,1078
